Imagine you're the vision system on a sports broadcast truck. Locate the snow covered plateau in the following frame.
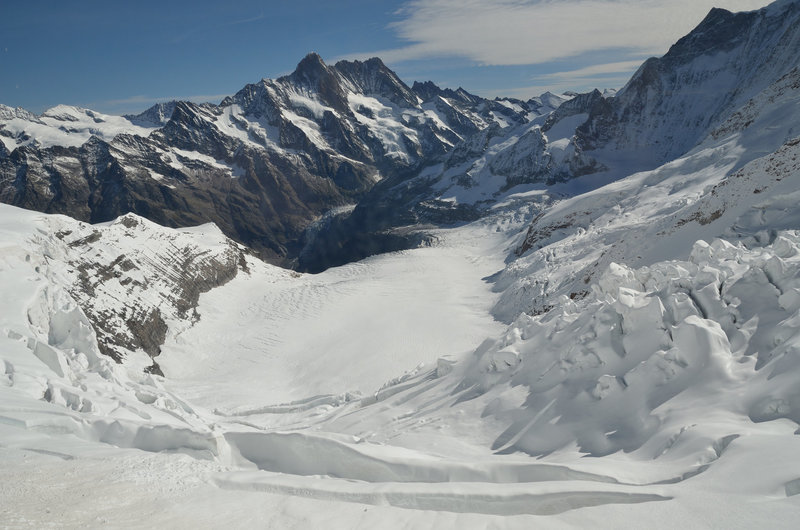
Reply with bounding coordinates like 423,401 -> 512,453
3,1 -> 800,528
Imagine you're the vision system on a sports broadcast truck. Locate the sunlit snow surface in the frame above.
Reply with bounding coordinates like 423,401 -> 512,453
3,141 -> 800,527
5,13 -> 800,522
0,104 -> 159,152
3,67 -> 800,525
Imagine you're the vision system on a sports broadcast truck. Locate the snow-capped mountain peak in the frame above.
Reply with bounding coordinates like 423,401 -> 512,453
4,1 -> 800,526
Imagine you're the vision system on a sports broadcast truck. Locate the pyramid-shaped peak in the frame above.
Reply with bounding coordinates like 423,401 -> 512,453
358,56 -> 389,70
300,52 -> 326,65
334,56 -> 417,108
292,52 -> 330,79
285,52 -> 349,112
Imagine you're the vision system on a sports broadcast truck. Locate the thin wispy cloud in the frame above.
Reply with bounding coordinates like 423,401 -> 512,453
172,12 -> 264,43
226,13 -> 265,26
535,60 -> 645,81
504,60 -> 646,95
101,94 -> 230,106
495,76 -> 631,100
429,60 -> 643,100
351,0 -> 772,66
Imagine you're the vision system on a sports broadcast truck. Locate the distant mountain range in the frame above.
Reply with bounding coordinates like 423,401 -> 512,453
4,3 -> 800,522
2,0 -> 800,273
0,54 -> 551,267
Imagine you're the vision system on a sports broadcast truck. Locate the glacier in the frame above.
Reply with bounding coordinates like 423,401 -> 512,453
3,0 -> 800,527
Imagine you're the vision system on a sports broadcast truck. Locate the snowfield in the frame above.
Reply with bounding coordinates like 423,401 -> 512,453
160,228 -> 508,408
0,104 -> 160,152
4,2 -> 800,525
2,151 -> 800,526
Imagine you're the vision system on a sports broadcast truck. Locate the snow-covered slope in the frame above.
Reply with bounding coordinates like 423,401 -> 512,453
0,104 -> 160,152
0,55 -> 559,265
34,213 -> 251,374
300,0 -> 800,273
4,1 -> 800,527
469,234 -> 800,455
354,0 -> 800,222
575,0 -> 800,175
497,60 -> 800,321
4,131 -> 800,525
0,206 -> 230,457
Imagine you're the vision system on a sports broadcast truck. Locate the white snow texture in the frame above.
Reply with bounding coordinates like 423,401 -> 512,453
3,2 -> 800,528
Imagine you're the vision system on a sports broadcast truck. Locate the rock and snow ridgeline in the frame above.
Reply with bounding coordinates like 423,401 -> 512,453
0,209 -> 222,456
3,0 -> 800,526
32,212 -> 252,373
5,0 -> 798,272
0,55 -> 552,265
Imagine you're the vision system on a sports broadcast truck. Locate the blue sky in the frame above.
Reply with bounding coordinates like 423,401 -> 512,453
0,0 -> 773,115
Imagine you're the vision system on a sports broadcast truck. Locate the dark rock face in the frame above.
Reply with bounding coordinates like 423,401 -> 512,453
337,58 -> 419,108
488,128 -> 553,186
125,101 -> 177,127
288,53 -> 351,113
297,163 -> 485,273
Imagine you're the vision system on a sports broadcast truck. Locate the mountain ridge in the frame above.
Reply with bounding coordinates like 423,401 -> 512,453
3,2 -> 800,525
0,53 -> 538,266
2,1 -> 799,273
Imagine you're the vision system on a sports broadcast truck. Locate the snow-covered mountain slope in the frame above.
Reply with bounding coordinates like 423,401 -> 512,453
33,213 -> 252,374
3,2 -> 799,272
0,104 -> 160,152
0,54 -> 558,265
470,234 -> 800,454
4,198 -> 800,527
0,206 -> 229,451
182,133 -> 800,527
575,0 -> 800,175
300,0 -> 800,273
4,118 -> 800,526
334,0 -> 800,229
496,60 -> 800,322
4,1 -> 800,527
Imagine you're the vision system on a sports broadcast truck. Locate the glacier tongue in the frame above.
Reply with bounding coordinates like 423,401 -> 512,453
3,166 -> 800,526
3,1 -> 800,526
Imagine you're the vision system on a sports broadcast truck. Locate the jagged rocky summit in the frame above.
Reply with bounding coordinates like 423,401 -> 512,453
300,0 -> 800,271
2,1 -> 800,275
0,54 -> 541,267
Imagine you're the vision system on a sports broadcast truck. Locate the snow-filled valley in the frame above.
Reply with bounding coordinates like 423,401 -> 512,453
4,1 -> 800,527
3,157 -> 800,527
